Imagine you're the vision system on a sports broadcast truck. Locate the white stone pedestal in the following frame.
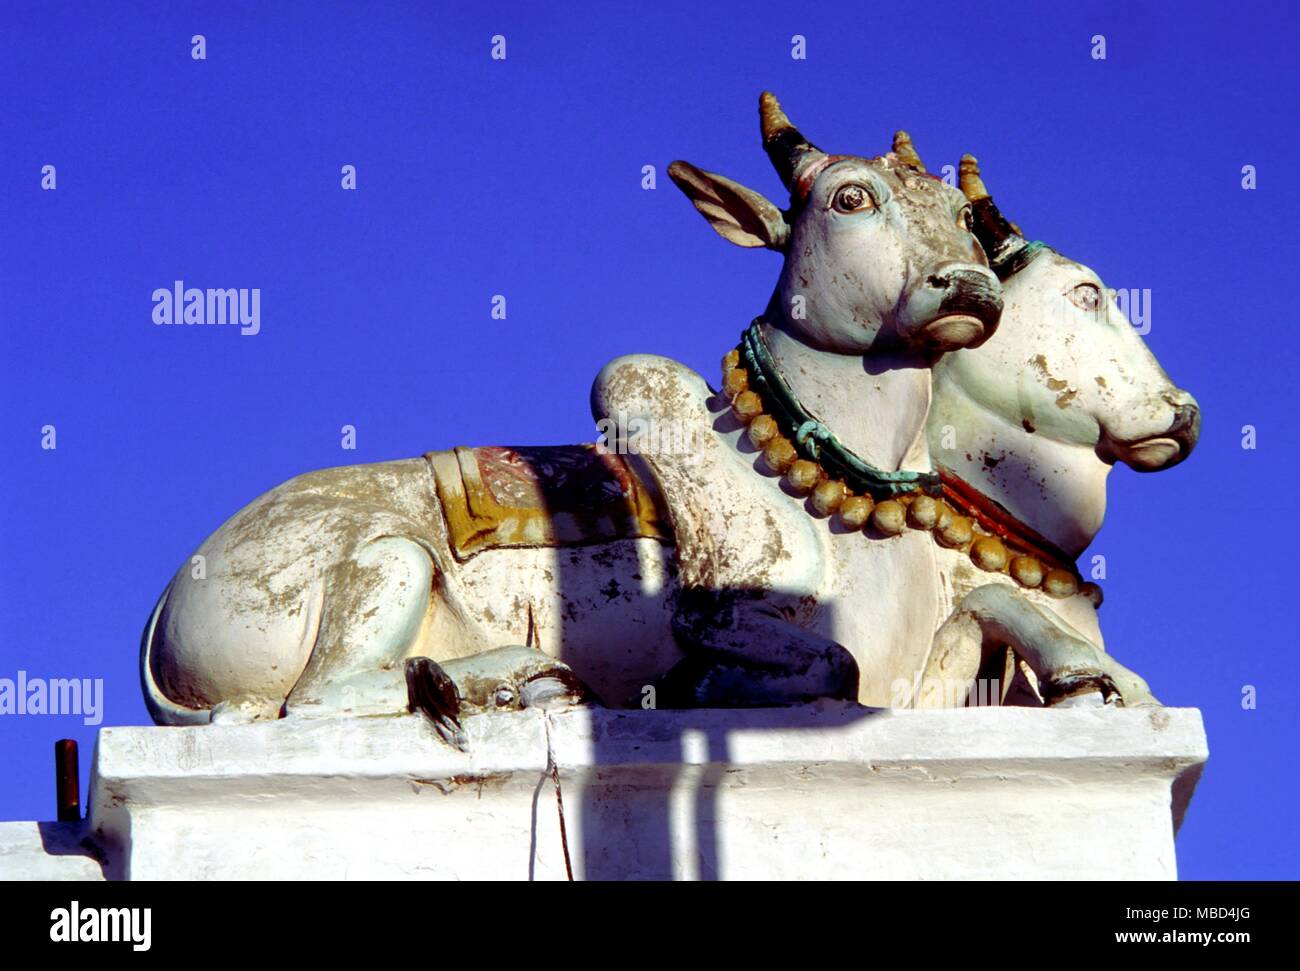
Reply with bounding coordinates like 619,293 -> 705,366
1,705 -> 1207,880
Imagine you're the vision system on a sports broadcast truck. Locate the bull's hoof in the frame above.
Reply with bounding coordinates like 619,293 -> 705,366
1041,669 -> 1121,708
518,672 -> 589,710
406,656 -> 468,751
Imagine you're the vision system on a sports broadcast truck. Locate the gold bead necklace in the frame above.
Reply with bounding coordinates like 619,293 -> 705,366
721,345 -> 1098,605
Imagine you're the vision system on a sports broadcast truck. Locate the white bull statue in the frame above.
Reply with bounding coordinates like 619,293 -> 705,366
139,93 -> 1188,742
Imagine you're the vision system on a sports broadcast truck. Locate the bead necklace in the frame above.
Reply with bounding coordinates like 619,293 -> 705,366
722,325 -> 1097,605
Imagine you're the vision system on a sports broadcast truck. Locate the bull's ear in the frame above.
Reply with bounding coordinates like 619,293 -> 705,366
667,160 -> 789,251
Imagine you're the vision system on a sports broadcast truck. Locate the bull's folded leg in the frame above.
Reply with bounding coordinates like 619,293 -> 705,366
405,647 -> 594,752
659,589 -> 859,707
284,536 -> 436,719
913,583 -> 1159,709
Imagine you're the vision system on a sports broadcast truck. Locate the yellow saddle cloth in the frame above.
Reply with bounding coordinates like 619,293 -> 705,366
428,444 -> 673,562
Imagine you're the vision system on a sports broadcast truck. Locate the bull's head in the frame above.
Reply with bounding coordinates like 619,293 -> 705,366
954,155 -> 1201,474
668,92 -> 1003,354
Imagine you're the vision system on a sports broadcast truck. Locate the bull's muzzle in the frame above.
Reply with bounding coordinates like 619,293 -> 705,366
898,262 -> 1004,352
1108,397 -> 1201,472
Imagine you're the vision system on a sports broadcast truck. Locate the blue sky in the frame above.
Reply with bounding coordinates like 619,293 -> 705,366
1,1 -> 1297,879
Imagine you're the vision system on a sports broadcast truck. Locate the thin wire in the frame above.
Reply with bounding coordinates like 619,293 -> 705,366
543,712 -> 574,881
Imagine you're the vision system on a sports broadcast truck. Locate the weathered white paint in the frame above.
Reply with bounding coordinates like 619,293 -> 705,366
918,205 -> 1200,709
0,706 -> 1207,880
930,247 -> 1199,559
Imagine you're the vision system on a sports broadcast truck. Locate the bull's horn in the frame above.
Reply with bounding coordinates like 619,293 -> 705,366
759,91 -> 826,193
960,154 -> 1032,274
958,154 -> 989,201
892,131 -> 926,173
758,90 -> 794,142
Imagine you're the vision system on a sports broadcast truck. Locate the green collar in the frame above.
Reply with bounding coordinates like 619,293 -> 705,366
992,240 -> 1048,279
738,319 -> 943,502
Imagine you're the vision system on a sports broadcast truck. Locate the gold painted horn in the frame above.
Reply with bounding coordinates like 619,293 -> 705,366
958,154 -> 989,201
759,91 -> 826,193
759,91 -> 794,143
892,130 -> 926,173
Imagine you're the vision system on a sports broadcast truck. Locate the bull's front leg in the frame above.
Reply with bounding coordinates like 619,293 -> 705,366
593,355 -> 846,706
912,583 -> 1158,708
658,588 -> 859,707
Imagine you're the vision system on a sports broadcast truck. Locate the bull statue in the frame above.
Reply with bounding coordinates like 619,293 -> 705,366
908,155 -> 1200,708
141,92 -> 1001,735
138,92 -> 1187,741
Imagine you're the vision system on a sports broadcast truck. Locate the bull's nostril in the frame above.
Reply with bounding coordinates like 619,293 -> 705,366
1167,403 -> 1201,443
927,275 -> 947,289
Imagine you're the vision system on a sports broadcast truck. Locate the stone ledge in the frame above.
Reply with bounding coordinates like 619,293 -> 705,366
0,821 -> 107,882
5,705 -> 1208,880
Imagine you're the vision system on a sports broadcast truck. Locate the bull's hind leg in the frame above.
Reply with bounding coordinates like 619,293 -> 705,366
912,583 -> 1158,708
284,536 -> 436,719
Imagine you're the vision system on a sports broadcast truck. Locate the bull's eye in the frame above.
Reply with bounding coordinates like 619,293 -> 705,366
832,184 -> 873,213
1067,282 -> 1104,313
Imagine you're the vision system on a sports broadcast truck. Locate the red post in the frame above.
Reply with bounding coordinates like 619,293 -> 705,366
55,739 -> 80,822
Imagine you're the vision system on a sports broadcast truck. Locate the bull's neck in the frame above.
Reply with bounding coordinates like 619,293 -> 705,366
928,376 -> 1111,560
759,317 -> 933,475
